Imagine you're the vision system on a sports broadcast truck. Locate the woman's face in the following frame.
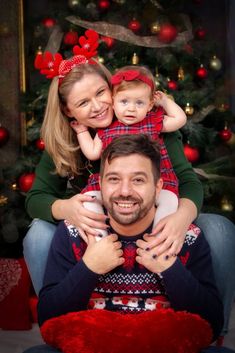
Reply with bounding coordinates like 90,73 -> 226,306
65,73 -> 113,129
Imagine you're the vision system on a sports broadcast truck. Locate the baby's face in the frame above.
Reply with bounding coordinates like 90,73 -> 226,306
113,84 -> 153,125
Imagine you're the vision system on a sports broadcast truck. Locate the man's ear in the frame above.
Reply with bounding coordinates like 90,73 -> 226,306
155,178 -> 163,198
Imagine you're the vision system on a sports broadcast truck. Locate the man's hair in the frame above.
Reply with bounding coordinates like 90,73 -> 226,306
100,134 -> 161,182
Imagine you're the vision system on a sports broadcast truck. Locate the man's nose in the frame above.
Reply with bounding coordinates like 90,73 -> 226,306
119,181 -> 132,196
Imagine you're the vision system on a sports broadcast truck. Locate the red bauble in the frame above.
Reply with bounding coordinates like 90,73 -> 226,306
219,127 -> 232,142
158,24 -> 178,44
184,143 -> 200,163
42,17 -> 56,28
35,138 -> 45,151
167,80 -> 178,90
195,28 -> 206,40
196,66 -> 208,79
0,126 -> 9,147
98,0 -> 110,10
128,19 -> 141,32
101,35 -> 115,48
18,173 -> 36,193
63,30 -> 78,46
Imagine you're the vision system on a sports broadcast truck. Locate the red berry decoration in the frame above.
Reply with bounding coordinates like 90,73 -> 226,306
167,79 -> 178,90
42,17 -> 56,28
98,0 -> 110,10
219,127 -> 232,142
195,28 -> 206,40
196,65 -> 208,79
0,125 -> 9,147
128,19 -> 141,32
158,23 -> 178,44
184,143 -> 200,163
101,35 -> 115,48
35,138 -> 45,151
63,30 -> 78,46
18,173 -> 36,193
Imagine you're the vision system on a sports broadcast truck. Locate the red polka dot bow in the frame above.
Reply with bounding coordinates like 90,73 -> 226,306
111,70 -> 154,89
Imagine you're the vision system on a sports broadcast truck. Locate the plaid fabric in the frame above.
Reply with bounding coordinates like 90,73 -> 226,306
82,108 -> 178,196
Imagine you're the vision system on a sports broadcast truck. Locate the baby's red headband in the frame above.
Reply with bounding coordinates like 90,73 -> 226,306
34,29 -> 99,84
111,70 -> 154,90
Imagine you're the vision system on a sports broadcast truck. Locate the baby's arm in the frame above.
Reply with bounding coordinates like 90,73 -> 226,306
70,121 -> 102,160
154,91 -> 187,132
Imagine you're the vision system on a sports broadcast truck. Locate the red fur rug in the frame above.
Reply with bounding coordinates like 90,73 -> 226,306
41,308 -> 212,353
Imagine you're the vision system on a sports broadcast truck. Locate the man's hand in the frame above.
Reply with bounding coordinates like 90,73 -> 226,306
83,234 -> 124,274
136,234 -> 177,274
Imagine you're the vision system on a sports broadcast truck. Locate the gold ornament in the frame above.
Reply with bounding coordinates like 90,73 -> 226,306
154,73 -> 161,88
0,195 -> 8,206
68,0 -> 80,9
221,197 -> 233,212
150,22 -> 161,34
98,56 -> 105,64
11,183 -> 18,191
131,53 -> 139,65
178,66 -> 185,80
184,102 -> 194,116
27,116 -> 36,128
209,55 -> 222,71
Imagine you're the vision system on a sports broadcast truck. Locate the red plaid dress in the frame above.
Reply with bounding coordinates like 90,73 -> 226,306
82,107 -> 179,196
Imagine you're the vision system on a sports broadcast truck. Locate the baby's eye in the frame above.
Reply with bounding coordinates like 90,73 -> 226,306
136,100 -> 144,106
120,99 -> 128,105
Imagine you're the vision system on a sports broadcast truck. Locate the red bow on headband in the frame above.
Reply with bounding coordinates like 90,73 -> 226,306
111,70 -> 154,90
34,29 -> 99,81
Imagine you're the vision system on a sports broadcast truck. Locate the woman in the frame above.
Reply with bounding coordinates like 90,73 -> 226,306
23,31 -> 235,337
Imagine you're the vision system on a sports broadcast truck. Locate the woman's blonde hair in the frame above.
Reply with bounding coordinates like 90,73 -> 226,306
41,61 -> 112,177
112,65 -> 156,98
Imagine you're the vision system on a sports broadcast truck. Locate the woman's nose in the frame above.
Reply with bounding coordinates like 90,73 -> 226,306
91,98 -> 101,111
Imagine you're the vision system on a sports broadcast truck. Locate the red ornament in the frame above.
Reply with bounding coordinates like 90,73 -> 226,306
219,127 -> 232,142
0,125 -> 9,147
158,23 -> 178,44
63,30 -> 78,46
35,138 -> 45,151
128,19 -> 141,33
195,28 -> 206,40
101,35 -> 115,48
98,0 -> 110,10
167,80 -> 178,90
18,173 -> 36,193
184,143 -> 200,163
196,65 -> 208,79
41,17 -> 56,28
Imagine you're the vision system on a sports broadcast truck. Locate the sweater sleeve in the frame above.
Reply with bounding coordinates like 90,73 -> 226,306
38,221 -> 99,326
25,151 -> 71,223
164,131 -> 203,214
161,232 -> 224,341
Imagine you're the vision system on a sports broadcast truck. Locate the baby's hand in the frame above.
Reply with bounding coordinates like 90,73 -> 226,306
70,120 -> 88,134
154,91 -> 168,107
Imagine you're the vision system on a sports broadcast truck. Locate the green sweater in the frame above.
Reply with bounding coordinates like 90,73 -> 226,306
25,131 -> 203,223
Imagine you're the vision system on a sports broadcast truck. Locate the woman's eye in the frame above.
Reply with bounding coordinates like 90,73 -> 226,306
97,89 -> 105,96
78,100 -> 88,107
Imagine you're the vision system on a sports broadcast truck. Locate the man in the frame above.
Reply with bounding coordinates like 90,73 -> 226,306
25,134 -> 230,353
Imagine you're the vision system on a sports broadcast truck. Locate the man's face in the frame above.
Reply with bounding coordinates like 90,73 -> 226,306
100,154 -> 162,226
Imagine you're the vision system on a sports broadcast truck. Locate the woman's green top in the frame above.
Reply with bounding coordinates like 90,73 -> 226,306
25,131 -> 203,223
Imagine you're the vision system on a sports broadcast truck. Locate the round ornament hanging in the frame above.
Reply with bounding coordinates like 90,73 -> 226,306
219,126 -> 232,142
18,173 -> 36,193
36,138 -> 45,151
68,0 -> 80,9
0,125 -> 9,147
195,27 -> 206,40
196,65 -> 208,79
209,55 -> 222,71
128,19 -> 141,33
150,22 -> 161,34
167,79 -> 178,91
42,17 -> 56,28
184,103 -> 194,116
98,0 -> 110,10
184,143 -> 200,163
158,23 -> 178,44
63,30 -> 78,46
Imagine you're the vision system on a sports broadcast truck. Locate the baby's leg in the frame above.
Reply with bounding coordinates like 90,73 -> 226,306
153,189 -> 178,228
83,190 -> 108,241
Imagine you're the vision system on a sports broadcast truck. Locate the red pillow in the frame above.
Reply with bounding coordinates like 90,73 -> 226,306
0,257 -> 32,330
41,308 -> 212,353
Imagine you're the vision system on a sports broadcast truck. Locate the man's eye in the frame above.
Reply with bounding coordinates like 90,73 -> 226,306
133,178 -> 145,184
107,177 -> 119,183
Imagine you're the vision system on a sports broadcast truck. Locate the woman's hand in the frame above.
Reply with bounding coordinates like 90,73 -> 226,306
83,234 -> 124,274
142,199 -> 197,257
52,194 -> 109,242
136,234 -> 177,274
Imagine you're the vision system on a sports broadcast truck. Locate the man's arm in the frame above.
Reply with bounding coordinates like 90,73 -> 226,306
161,232 -> 224,341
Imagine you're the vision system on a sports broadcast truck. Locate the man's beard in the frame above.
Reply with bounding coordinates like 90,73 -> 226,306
102,194 -> 156,225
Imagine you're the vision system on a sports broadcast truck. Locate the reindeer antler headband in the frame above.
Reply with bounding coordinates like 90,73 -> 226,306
34,29 -> 99,84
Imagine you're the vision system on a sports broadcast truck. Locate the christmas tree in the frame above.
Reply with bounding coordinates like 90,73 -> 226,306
1,0 -> 234,256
